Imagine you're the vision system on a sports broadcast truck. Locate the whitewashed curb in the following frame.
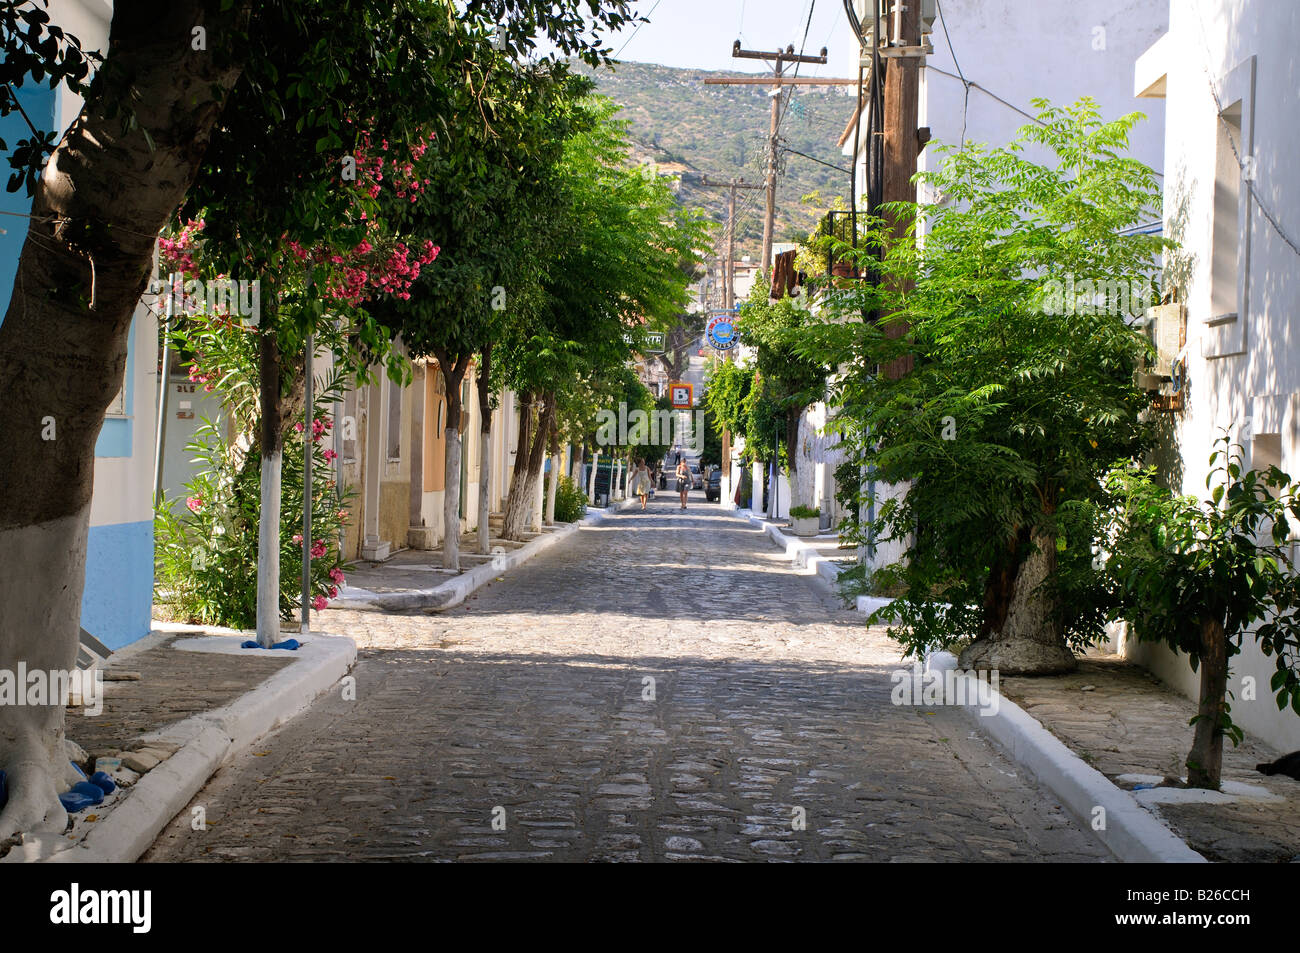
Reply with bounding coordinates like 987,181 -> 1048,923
954,672 -> 1207,863
11,632 -> 357,864
332,500 -> 636,613
728,507 -> 1205,863
730,508 -> 845,586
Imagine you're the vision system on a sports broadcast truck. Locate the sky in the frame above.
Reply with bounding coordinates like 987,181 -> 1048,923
600,0 -> 860,77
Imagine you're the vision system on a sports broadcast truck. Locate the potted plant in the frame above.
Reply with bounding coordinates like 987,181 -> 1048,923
789,504 -> 821,537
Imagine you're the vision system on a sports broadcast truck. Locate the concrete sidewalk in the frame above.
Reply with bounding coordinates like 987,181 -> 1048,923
729,507 -> 859,588
1,623 -> 355,863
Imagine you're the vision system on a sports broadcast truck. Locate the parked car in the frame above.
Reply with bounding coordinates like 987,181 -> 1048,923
705,469 -> 722,502
688,463 -> 703,489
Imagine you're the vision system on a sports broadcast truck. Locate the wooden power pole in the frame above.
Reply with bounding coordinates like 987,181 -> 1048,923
700,174 -> 763,310
716,40 -> 828,275
879,0 -> 925,378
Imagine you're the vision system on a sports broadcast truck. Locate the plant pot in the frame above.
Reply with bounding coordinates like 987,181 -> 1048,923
792,516 -> 820,537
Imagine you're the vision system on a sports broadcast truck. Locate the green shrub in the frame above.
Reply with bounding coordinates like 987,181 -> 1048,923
154,323 -> 353,628
790,504 -> 820,518
553,474 -> 587,523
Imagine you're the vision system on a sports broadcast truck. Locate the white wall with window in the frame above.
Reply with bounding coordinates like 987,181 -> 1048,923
1128,0 -> 1300,752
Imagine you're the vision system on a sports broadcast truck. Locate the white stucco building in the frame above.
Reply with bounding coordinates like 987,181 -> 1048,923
1120,0 -> 1300,752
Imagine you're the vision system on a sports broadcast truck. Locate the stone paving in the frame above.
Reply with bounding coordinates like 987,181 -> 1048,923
1001,656 -> 1300,863
69,636 -> 291,759
144,493 -> 1109,862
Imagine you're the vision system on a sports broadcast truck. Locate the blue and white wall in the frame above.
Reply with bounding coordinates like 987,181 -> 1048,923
1,1 -> 154,651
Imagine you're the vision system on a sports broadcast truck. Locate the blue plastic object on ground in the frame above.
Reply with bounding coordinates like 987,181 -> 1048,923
58,780 -> 106,814
88,771 -> 116,795
240,638 -> 301,650
0,769 -> 7,811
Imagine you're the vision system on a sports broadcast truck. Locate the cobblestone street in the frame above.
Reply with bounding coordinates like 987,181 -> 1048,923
145,496 -> 1109,862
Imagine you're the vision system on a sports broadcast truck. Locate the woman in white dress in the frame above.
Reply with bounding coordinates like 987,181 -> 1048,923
629,458 -> 653,510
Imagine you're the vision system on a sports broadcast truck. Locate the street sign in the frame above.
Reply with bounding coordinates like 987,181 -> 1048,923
645,331 -> 665,352
706,309 -> 738,351
670,382 -> 693,409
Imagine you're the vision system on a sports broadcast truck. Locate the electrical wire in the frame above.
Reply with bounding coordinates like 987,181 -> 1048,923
934,0 -> 970,149
1193,7 -> 1300,261
614,0 -> 663,60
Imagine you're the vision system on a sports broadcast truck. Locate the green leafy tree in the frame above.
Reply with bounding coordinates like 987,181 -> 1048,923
811,100 -> 1166,673
498,96 -> 704,538
0,0 -> 641,844
734,273 -> 829,507
154,321 -> 352,628
372,56 -> 591,568
1104,439 -> 1300,789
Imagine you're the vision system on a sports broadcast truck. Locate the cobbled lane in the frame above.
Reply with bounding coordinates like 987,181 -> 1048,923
145,496 -> 1109,862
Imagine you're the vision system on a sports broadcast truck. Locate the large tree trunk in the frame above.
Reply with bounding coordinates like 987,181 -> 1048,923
433,350 -> 469,571
255,330 -> 283,647
544,424 -> 560,526
502,393 -> 553,540
960,526 -> 1076,675
501,392 -> 536,540
476,344 -> 493,555
571,443 -> 585,484
0,2 -> 243,841
1187,616 -> 1229,790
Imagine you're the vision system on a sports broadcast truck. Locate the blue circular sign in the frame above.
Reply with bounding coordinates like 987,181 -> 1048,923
707,311 -> 737,351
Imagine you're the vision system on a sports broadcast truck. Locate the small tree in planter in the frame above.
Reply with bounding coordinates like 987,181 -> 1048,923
789,505 -> 821,537
1104,437 -> 1300,789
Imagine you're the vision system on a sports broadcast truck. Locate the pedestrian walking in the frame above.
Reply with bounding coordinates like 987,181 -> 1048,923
675,457 -> 691,510
629,458 -> 653,510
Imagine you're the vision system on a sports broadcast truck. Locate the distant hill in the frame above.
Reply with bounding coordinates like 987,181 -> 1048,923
577,59 -> 856,262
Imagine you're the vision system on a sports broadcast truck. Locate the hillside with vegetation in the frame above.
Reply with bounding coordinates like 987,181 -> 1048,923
578,59 -> 857,262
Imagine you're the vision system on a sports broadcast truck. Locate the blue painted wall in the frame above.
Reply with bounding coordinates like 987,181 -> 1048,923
2,79 -> 153,650
81,520 -> 154,651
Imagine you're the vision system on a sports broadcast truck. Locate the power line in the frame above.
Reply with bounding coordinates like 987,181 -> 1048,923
1192,8 -> 1300,261
934,0 -> 970,149
781,144 -> 851,176
614,0 -> 663,60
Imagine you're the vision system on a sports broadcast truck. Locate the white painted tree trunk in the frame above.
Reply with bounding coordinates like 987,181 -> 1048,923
478,424 -> 492,555
959,528 -> 1075,675
256,450 -> 282,647
544,452 -> 559,525
502,470 -> 536,539
532,463 -> 545,532
0,512 -> 91,839
443,426 -> 461,571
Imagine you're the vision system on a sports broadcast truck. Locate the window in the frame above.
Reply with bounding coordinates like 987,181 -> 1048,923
1201,56 -> 1255,360
105,374 -> 126,417
1209,104 -> 1242,322
386,375 -> 402,461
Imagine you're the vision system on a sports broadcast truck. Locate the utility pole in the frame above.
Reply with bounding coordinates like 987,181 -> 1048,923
721,40 -> 828,275
700,174 -> 763,310
878,0 -> 926,377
